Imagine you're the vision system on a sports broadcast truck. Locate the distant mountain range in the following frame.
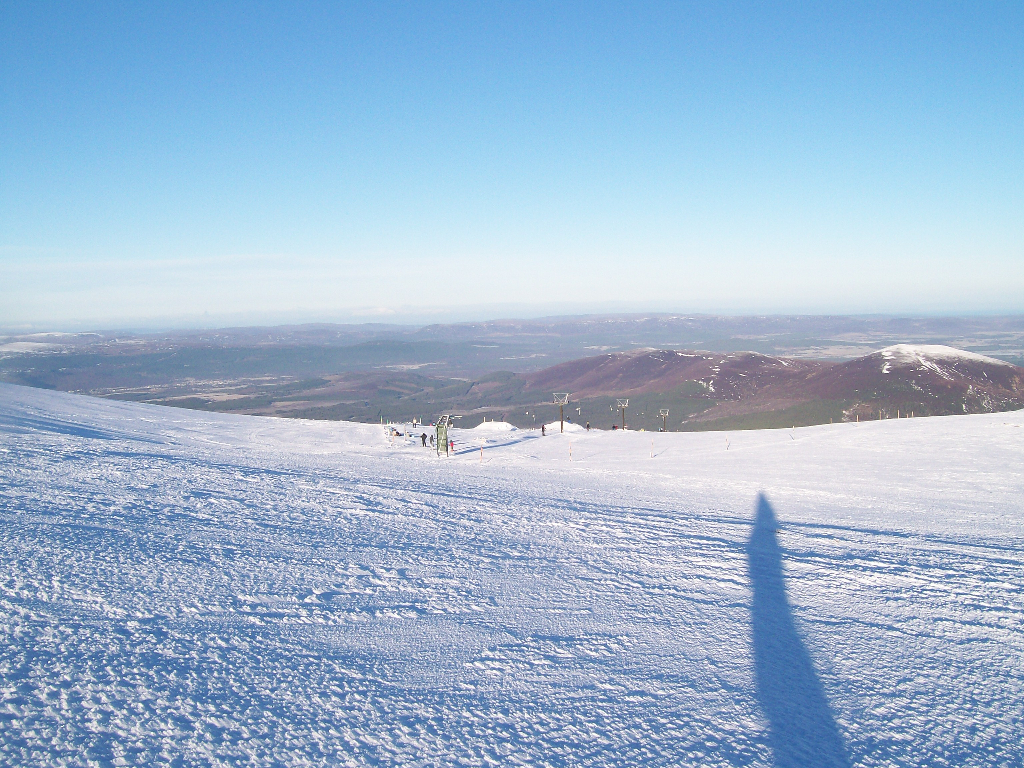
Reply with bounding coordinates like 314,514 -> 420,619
3,316 -> 1023,430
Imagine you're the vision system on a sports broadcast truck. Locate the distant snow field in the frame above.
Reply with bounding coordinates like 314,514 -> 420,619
1,383 -> 1022,767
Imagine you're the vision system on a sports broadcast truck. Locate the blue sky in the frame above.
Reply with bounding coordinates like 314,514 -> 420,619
2,2 -> 1022,327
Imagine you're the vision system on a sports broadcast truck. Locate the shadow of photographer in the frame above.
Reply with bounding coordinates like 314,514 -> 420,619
747,494 -> 851,767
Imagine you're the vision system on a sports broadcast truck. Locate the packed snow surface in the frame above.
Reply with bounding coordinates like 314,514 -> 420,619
1,383 -> 1023,767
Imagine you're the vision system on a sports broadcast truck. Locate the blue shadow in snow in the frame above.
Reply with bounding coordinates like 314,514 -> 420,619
747,494 -> 851,768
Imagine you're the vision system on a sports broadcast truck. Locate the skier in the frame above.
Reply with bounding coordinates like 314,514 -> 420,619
421,432 -> 427,447
541,424 -> 546,436
429,434 -> 435,447
586,422 -> 590,431
449,438 -> 454,453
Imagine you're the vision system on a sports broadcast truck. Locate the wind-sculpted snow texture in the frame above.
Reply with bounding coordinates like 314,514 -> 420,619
1,383 -> 1022,767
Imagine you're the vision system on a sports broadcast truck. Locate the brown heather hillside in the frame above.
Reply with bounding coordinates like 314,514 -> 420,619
522,345 -> 1024,428
523,350 -> 827,398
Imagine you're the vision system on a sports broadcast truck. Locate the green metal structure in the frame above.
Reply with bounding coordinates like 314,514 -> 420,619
436,414 -> 454,456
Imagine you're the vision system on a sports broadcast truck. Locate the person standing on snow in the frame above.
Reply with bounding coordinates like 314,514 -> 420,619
421,433 -> 427,447
541,424 -> 546,436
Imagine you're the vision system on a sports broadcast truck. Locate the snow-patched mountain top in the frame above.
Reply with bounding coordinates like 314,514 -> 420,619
876,344 -> 1012,367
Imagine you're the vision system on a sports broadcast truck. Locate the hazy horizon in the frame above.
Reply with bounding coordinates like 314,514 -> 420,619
7,305 -> 1024,337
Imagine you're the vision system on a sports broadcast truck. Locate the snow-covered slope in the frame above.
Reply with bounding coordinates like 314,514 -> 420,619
1,383 -> 1022,766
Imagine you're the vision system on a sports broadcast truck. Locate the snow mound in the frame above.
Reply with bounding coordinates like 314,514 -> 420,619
543,421 -> 587,433
877,344 -> 1012,367
473,420 -> 517,432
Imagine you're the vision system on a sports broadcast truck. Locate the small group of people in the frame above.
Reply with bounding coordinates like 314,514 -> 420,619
419,432 -> 454,453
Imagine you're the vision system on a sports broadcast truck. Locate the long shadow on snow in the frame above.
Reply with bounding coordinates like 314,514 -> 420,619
450,433 -> 541,456
0,411 -> 162,443
748,494 -> 851,768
